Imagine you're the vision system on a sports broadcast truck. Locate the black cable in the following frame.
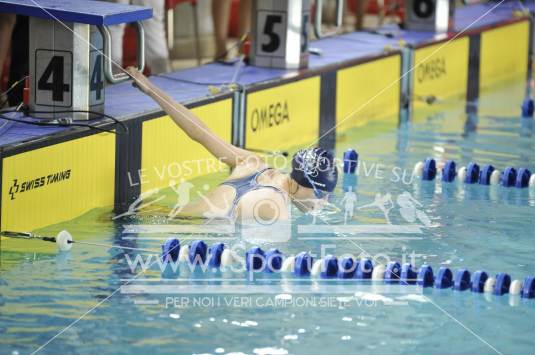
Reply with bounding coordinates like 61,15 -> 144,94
0,107 -> 128,134
0,76 -> 28,108
28,109 -> 128,134
0,113 -> 118,134
1,76 -> 128,133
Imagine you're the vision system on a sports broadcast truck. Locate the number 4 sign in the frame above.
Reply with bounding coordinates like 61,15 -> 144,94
29,18 -> 104,120
35,50 -> 73,107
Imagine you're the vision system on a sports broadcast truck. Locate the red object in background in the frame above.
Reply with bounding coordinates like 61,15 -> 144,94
23,77 -> 29,106
228,0 -> 240,37
123,25 -> 151,75
166,0 -> 196,8
242,39 -> 251,58
347,0 -> 404,19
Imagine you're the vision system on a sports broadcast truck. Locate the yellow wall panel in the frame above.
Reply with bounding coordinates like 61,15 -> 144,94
336,55 -> 401,131
413,37 -> 469,108
480,20 -> 529,89
141,99 -> 233,192
245,76 -> 320,150
1,133 -> 115,231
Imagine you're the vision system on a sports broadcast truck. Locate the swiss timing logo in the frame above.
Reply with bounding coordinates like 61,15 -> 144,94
7,170 -> 71,200
9,179 -> 19,200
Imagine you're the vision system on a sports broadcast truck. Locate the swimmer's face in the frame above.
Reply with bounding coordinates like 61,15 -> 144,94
291,185 -> 329,212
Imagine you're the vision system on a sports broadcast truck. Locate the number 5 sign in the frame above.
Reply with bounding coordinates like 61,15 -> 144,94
251,0 -> 311,69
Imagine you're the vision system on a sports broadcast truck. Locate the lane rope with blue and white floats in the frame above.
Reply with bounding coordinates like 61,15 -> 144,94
412,157 -> 535,188
2,230 -> 534,302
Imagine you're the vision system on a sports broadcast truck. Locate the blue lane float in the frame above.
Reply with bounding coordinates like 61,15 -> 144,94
189,240 -> 207,265
478,164 -> 495,185
417,265 -> 434,288
442,160 -> 456,182
434,267 -> 453,289
516,168 -> 531,188
294,251 -> 313,276
320,255 -> 339,278
521,97 -> 534,118
471,270 -> 488,293
246,246 -> 266,271
265,248 -> 283,272
400,263 -> 418,284
453,269 -> 471,291
343,149 -> 359,174
338,257 -> 356,279
522,277 -> 535,299
414,158 -> 533,189
208,242 -> 225,268
494,273 -> 511,296
422,158 -> 437,181
501,167 -> 517,187
161,237 -> 180,262
385,261 -> 401,283
355,258 -> 374,279
464,163 -> 480,184
161,240 -> 535,301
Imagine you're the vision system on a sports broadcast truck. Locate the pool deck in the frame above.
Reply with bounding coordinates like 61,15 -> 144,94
0,2 -> 529,151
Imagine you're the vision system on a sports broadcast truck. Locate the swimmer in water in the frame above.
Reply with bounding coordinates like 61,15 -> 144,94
127,68 -> 338,222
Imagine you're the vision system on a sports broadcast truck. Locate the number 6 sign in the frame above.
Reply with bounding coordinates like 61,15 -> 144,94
404,0 -> 455,32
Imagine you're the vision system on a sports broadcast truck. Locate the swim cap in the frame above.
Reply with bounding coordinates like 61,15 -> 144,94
290,148 -> 338,192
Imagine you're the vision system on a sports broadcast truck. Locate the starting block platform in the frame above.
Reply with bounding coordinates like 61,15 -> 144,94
0,0 -> 152,25
0,1 -> 532,232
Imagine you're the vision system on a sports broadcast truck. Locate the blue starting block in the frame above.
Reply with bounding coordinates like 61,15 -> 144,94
0,0 -> 151,119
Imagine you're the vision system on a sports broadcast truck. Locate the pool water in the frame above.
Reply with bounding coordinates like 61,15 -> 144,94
1,78 -> 535,354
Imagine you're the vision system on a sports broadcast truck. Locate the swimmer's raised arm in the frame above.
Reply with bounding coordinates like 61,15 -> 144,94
127,67 -> 261,168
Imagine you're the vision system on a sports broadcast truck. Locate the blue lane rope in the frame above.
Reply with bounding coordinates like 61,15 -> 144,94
160,238 -> 535,300
414,157 -> 535,188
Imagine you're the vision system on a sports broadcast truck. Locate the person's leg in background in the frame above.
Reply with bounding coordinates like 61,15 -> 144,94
212,0 -> 232,59
355,0 -> 370,30
238,0 -> 251,40
0,13 -> 16,106
133,0 -> 171,74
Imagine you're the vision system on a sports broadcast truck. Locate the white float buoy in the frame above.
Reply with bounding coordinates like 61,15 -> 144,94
529,173 -> 535,188
178,245 -> 190,262
220,249 -> 235,267
413,161 -> 424,178
490,169 -> 501,185
56,230 -> 73,251
372,264 -> 386,280
484,277 -> 496,293
311,259 -> 323,277
457,166 -> 467,183
509,279 -> 523,295
281,256 -> 295,273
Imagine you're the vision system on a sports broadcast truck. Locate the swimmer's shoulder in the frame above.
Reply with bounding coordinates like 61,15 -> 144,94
228,157 -> 270,179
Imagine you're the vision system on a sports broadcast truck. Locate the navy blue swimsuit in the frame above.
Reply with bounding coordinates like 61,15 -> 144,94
220,168 -> 286,217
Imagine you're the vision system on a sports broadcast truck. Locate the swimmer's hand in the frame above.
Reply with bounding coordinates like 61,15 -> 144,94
126,67 -> 152,95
